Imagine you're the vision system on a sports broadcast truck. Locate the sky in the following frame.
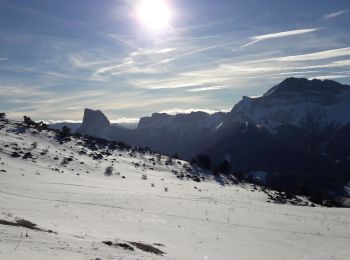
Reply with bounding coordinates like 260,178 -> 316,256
0,0 -> 350,122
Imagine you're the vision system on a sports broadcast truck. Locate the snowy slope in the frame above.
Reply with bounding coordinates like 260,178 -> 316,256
0,119 -> 349,260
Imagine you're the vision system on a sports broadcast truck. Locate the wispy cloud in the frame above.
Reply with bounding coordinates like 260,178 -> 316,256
241,28 -> 322,48
137,76 -> 230,90
160,108 -> 230,115
0,58 -> 8,61
324,9 -> 349,19
111,117 -> 140,124
147,42 -> 234,67
188,86 -> 227,92
155,48 -> 177,54
106,33 -> 138,50
64,106 -> 82,110
45,120 -> 82,124
308,74 -> 350,80
177,19 -> 233,32
0,84 -> 49,98
45,117 -> 140,124
246,47 -> 350,63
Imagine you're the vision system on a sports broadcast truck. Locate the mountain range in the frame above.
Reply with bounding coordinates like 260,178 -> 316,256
50,77 -> 350,192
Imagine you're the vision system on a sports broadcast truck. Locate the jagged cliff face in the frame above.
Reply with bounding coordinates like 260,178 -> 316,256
77,109 -> 112,139
75,109 -> 226,158
73,78 -> 350,175
134,111 -> 226,158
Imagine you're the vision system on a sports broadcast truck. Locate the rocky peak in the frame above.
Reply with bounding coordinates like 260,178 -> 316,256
77,109 -> 111,137
81,109 -> 110,129
264,77 -> 348,99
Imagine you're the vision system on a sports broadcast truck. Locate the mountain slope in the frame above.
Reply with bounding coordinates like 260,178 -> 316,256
1,118 -> 350,260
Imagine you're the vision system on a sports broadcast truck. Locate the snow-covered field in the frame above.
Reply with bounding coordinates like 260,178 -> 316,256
0,120 -> 349,260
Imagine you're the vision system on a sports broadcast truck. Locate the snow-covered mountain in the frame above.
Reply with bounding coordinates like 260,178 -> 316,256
45,78 -> 350,196
207,78 -> 350,172
1,116 -> 349,259
72,78 -> 350,163
227,77 -> 350,132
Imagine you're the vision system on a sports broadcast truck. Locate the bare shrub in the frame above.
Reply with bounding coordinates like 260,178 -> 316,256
31,142 -> 38,149
104,166 -> 114,176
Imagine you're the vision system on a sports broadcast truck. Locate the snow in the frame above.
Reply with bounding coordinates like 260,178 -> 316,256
231,86 -> 350,134
0,120 -> 349,260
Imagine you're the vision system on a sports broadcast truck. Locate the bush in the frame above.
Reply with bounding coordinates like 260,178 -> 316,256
141,174 -> 148,180
61,157 -> 71,166
104,166 -> 114,176
56,126 -> 71,141
0,113 -> 6,120
23,116 -> 34,126
164,187 -> 168,192
31,142 -> 38,149
11,152 -> 21,158
41,148 -> 49,155
22,152 -> 32,159
61,126 -> 71,137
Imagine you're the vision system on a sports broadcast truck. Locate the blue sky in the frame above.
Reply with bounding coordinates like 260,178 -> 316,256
0,0 -> 350,122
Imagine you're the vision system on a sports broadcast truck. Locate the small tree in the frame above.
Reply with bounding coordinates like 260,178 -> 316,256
104,166 -> 114,176
31,142 -> 38,149
23,116 -> 34,126
56,126 -> 71,141
0,113 -> 6,120
61,126 -> 71,137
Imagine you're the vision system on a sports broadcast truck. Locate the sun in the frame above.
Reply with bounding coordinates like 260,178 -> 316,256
137,0 -> 172,31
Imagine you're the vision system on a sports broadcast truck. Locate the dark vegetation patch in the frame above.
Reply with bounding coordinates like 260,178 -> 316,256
116,243 -> 134,251
103,240 -> 165,255
263,189 -> 310,206
128,241 -> 165,255
102,241 -> 113,246
102,241 -> 134,251
0,218 -> 56,234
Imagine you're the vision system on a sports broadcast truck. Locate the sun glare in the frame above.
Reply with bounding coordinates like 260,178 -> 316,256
137,0 -> 172,31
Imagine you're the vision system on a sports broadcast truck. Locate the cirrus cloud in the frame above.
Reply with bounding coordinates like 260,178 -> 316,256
241,28 -> 322,48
